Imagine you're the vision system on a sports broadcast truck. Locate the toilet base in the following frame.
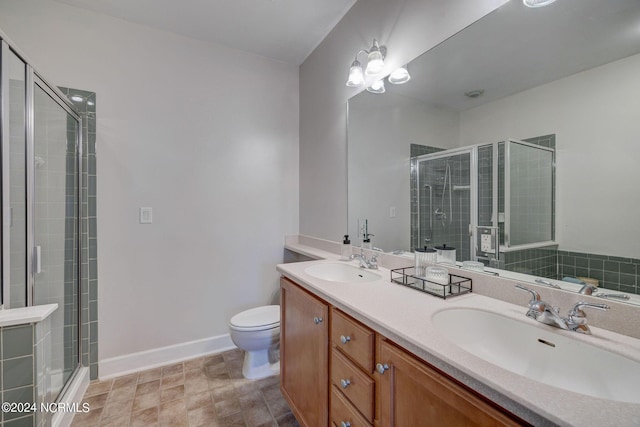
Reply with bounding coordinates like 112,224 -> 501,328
242,348 -> 281,380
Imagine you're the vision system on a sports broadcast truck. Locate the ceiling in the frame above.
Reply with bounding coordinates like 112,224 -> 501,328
53,0 -> 356,65
383,0 -> 640,111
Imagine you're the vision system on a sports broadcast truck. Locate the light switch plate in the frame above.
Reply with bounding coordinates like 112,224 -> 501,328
139,207 -> 153,224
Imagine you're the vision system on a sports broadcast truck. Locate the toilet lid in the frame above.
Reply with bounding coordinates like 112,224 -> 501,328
230,305 -> 280,329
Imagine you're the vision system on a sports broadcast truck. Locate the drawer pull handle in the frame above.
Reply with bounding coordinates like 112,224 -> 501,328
340,378 -> 351,389
341,422 -> 352,427
340,335 -> 351,344
313,316 -> 324,325
376,363 -> 389,375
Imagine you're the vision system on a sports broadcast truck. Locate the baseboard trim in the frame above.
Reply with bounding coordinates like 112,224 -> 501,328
99,333 -> 236,380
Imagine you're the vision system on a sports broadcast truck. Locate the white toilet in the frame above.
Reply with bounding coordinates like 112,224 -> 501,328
228,305 -> 281,380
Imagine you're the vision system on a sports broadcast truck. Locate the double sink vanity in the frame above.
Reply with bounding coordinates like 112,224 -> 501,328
276,236 -> 640,427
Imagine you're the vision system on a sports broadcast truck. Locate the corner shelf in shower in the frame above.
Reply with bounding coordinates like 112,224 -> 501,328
390,267 -> 472,299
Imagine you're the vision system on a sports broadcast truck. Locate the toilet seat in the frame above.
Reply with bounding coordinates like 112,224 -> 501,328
229,305 -> 280,331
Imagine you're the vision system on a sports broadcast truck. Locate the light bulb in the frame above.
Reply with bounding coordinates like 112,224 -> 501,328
346,59 -> 364,87
388,66 -> 410,84
366,79 -> 385,94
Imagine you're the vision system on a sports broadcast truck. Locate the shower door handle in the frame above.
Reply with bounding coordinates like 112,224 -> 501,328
34,246 -> 42,274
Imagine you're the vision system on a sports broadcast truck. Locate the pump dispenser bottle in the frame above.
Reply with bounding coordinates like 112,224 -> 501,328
341,235 -> 352,261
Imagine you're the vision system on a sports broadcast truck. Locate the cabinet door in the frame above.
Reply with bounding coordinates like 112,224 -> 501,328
378,340 -> 526,427
281,277 -> 329,427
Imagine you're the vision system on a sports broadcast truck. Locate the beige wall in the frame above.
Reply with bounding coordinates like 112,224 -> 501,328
299,0 -> 508,241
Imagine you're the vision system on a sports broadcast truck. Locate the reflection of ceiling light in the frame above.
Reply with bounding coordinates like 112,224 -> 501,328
366,79 -> 386,94
71,95 -> 84,102
464,89 -> 484,98
87,101 -> 95,106
388,65 -> 411,84
345,39 -> 387,87
523,0 -> 557,7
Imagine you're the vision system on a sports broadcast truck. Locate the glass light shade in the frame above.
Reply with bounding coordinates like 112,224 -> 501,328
365,48 -> 384,75
346,60 -> 364,87
523,0 -> 557,7
366,79 -> 385,94
388,66 -> 411,84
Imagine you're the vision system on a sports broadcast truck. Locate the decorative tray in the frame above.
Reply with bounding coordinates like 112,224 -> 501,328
390,267 -> 472,299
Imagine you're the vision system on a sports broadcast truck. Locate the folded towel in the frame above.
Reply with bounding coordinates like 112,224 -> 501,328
562,276 -> 586,285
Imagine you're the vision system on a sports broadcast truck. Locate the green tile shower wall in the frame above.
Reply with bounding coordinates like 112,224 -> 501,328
0,325 -> 35,426
60,87 -> 98,380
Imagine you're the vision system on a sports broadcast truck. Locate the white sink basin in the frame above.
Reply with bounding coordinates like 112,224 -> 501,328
304,263 -> 381,283
432,308 -> 640,403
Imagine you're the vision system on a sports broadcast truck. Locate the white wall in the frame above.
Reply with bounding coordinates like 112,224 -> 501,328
0,0 -> 299,368
348,93 -> 459,251
460,53 -> 640,259
299,0 -> 509,242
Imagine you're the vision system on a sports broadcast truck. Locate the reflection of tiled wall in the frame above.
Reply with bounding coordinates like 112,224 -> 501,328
0,319 -> 53,427
60,87 -> 99,380
410,144 -> 444,250
502,246 -> 558,278
557,251 -> 639,295
412,147 -> 471,261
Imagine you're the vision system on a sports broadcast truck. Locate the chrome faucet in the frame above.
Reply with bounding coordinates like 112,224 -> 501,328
573,282 -> 630,301
351,249 -> 379,270
515,285 -> 610,335
516,285 -> 568,329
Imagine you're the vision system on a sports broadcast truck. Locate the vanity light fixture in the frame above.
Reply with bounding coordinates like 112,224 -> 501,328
345,39 -> 387,87
523,0 -> 557,7
388,65 -> 411,84
366,79 -> 386,94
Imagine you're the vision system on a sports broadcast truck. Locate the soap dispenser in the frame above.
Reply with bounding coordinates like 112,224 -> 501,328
341,235 -> 352,261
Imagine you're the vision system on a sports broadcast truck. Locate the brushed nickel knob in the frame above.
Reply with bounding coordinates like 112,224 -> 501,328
376,363 -> 389,374
340,379 -> 351,389
313,316 -> 323,325
340,335 -> 351,344
341,422 -> 351,427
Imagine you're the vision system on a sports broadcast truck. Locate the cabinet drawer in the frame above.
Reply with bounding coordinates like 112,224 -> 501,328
331,308 -> 374,372
331,386 -> 372,427
331,349 -> 374,423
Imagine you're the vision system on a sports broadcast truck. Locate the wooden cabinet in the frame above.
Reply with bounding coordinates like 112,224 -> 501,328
280,277 -> 329,427
377,339 -> 526,427
330,308 -> 375,426
280,277 -> 527,427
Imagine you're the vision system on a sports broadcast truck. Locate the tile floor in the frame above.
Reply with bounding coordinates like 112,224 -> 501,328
71,349 -> 299,427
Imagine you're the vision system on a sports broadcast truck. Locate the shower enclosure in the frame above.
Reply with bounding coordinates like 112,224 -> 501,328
415,148 -> 474,262
412,138 -> 555,265
1,34 -> 86,418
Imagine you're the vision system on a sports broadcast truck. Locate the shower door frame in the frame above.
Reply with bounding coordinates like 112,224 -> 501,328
32,72 -> 84,402
0,34 -> 84,401
415,146 -> 478,261
503,138 -> 556,251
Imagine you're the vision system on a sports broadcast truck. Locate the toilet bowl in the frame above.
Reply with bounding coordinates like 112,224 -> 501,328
228,305 -> 280,380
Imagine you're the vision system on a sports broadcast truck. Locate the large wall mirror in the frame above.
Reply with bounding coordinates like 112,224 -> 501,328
347,0 -> 640,303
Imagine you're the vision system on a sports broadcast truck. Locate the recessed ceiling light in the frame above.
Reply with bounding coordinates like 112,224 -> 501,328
523,0 -> 557,8
464,90 -> 484,99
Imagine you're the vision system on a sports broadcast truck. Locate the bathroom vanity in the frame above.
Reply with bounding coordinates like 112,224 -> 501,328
280,276 -> 523,427
277,237 -> 640,427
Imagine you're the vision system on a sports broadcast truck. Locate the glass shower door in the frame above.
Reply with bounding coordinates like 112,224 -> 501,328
33,81 -> 80,401
417,150 -> 473,261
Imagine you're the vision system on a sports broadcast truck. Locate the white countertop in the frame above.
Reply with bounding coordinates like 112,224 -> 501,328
278,241 -> 640,427
0,303 -> 58,327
